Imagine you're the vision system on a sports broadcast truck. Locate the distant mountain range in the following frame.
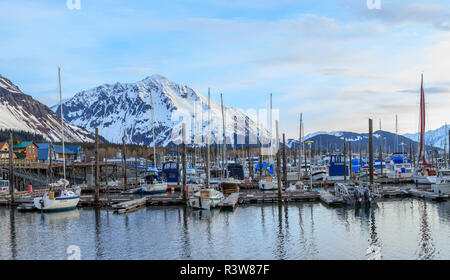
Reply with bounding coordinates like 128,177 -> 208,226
0,74 -> 95,143
286,130 -> 439,153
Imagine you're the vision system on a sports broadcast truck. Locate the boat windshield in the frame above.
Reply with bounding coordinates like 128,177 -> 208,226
0,180 -> 9,187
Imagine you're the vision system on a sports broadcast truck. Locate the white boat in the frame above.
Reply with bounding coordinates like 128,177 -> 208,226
412,169 -> 437,184
139,169 -> 168,194
34,179 -> 81,212
437,169 -> 450,181
311,166 -> 327,181
432,175 -> 450,194
385,156 -> 413,179
286,181 -> 305,192
188,188 -> 224,210
258,176 -> 278,190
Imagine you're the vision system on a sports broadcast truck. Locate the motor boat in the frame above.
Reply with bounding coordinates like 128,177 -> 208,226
33,179 -> 81,212
258,176 -> 278,190
335,182 -> 379,206
432,176 -> 450,194
188,188 -> 224,210
412,168 -> 437,184
139,169 -> 168,194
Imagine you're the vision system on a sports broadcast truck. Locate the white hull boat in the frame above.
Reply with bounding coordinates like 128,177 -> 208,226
34,189 -> 80,212
188,189 -> 224,210
258,180 -> 278,190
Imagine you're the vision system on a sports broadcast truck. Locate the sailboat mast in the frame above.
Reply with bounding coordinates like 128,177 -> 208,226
206,89 -> 211,188
418,73 -> 427,166
221,93 -> 226,179
149,88 -> 157,168
269,93 -> 273,163
58,67 -> 66,180
298,113 -> 302,181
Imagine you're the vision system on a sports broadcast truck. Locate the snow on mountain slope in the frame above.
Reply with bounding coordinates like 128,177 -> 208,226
403,124 -> 450,149
0,74 -> 95,143
54,75 -> 271,146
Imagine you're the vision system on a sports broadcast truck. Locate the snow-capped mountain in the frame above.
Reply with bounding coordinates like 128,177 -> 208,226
0,74 -> 95,143
403,124 -> 449,149
54,74 -> 270,146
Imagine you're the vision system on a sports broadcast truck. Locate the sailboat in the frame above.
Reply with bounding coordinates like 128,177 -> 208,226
258,93 -> 278,191
412,74 -> 437,184
34,67 -> 80,211
189,89 -> 224,209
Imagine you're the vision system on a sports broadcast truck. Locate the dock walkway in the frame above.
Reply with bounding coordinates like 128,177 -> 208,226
218,192 -> 240,209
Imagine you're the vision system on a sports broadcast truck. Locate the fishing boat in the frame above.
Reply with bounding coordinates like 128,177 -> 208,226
34,179 -> 81,212
188,188 -> 224,210
327,154 -> 349,181
311,165 -> 327,181
386,155 -> 413,179
139,168 -> 168,194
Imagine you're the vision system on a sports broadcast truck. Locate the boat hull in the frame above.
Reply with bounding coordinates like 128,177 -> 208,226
34,196 -> 80,212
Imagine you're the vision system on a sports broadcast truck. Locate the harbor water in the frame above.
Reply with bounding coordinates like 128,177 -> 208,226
0,199 -> 448,260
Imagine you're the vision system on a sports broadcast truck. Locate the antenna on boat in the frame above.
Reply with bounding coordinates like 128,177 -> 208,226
58,67 -> 66,180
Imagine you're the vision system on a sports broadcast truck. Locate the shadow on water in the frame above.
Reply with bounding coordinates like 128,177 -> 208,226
180,206 -> 191,259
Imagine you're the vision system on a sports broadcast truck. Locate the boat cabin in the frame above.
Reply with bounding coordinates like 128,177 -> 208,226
162,161 -> 179,183
227,163 -> 244,180
329,154 -> 349,178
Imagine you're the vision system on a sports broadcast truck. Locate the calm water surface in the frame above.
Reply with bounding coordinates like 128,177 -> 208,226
0,198 -> 448,260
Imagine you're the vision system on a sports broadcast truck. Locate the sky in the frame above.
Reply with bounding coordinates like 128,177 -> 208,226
1,0 -> 450,138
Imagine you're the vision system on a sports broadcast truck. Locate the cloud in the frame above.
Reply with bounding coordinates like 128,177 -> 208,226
357,1 -> 450,31
397,87 -> 450,95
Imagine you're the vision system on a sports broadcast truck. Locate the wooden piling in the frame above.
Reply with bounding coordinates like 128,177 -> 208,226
349,142 -> 352,180
282,133 -> 287,189
182,123 -> 187,203
343,138 -> 347,182
379,120 -> 383,177
94,128 -> 100,206
122,137 -> 127,188
8,132 -> 14,205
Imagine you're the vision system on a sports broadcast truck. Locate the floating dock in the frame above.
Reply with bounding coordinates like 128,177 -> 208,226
218,192 -> 240,210
319,191 -> 345,206
112,198 -> 147,214
407,189 -> 449,201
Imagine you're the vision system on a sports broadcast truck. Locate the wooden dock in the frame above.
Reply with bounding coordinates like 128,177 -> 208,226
240,192 -> 320,204
112,198 -> 147,214
319,191 -> 345,206
218,192 -> 240,209
407,189 -> 449,201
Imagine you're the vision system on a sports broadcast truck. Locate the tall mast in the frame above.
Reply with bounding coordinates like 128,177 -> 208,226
269,93 -> 273,163
418,73 -> 428,166
379,119 -> 383,176
395,114 -> 398,153
221,93 -> 226,179
206,88 -> 211,188
149,87 -> 157,168
58,67 -> 66,180
298,113 -> 302,181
